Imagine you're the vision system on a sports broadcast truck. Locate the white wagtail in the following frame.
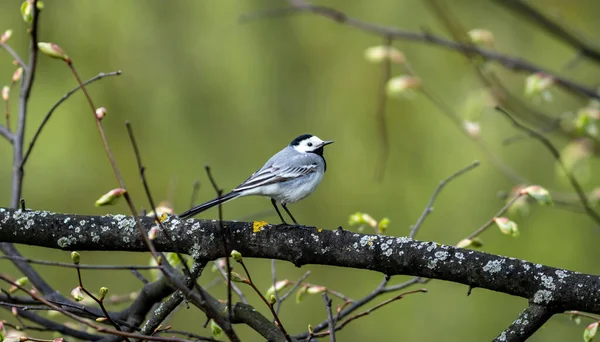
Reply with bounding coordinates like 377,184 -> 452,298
178,134 -> 334,225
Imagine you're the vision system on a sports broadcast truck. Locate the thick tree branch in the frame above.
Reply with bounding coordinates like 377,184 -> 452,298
1,208 -> 599,317
242,3 -> 600,100
492,304 -> 553,342
138,261 -> 207,338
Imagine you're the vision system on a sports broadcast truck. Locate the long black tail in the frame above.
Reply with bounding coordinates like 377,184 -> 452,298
178,191 -> 240,219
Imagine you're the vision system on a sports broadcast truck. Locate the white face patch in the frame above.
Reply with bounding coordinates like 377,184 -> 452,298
293,136 -> 326,153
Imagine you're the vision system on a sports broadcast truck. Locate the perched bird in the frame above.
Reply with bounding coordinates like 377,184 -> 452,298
178,134 -> 334,225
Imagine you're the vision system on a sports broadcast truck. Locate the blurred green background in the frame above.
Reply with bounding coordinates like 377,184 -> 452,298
1,0 -> 600,340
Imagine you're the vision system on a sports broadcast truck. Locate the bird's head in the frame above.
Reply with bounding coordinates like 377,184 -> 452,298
290,134 -> 334,155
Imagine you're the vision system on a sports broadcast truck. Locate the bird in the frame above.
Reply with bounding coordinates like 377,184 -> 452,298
178,134 -> 334,225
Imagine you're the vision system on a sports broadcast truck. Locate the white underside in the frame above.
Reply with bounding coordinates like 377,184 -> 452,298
236,171 -> 323,204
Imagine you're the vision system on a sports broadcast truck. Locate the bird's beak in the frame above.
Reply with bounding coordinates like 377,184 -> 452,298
321,140 -> 334,147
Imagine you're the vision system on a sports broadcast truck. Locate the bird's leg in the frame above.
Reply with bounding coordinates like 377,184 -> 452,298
281,203 -> 300,226
271,198 -> 288,225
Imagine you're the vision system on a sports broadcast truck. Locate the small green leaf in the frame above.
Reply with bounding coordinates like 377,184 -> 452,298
520,185 -> 553,206
364,46 -> 405,64
494,217 -> 519,237
456,238 -> 483,249
230,271 -> 247,283
296,285 -> 308,303
99,287 -> 108,300
468,29 -> 494,48
525,73 -> 554,101
378,218 -> 390,234
71,251 -> 80,265
37,42 -> 69,61
210,320 -> 223,339
576,107 -> 600,138
386,75 -> 421,98
12,68 -> 23,83
70,286 -> 84,302
266,279 -> 290,297
584,322 -> 598,342
1,29 -> 13,44
2,86 -> 10,101
94,188 -> 126,206
306,285 -> 326,295
230,250 -> 242,262
21,1 -> 32,23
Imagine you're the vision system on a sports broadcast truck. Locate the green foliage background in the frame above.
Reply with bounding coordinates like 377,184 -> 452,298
1,1 -> 600,340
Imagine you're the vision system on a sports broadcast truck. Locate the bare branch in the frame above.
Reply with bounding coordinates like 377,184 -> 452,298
237,258 -> 292,341
0,254 -> 158,270
276,270 -> 311,314
322,293 -> 335,342
1,306 -> 101,340
373,35 -> 392,181
11,0 -> 40,208
22,70 -> 122,166
410,160 -> 480,238
0,123 -> 12,143
0,42 -> 27,70
0,275 -> 190,342
204,165 -> 234,325
494,0 -> 600,64
496,107 -> 600,226
241,3 -> 600,100
214,259 -> 248,303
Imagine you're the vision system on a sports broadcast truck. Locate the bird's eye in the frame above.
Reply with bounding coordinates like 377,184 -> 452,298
307,142 -> 313,147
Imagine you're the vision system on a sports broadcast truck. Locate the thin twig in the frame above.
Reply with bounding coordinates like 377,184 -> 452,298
213,260 -> 248,303
0,124 -> 12,142
238,260 -> 291,342
466,193 -> 525,240
125,121 -> 193,280
204,165 -> 233,324
0,275 -> 191,342
565,310 -> 600,321
494,0 -> 600,64
11,0 -> 40,209
62,61 -> 236,340
190,180 -> 201,208
373,35 -> 392,181
312,289 -> 427,338
0,42 -> 27,70
409,160 -> 480,238
240,3 -> 600,100
63,62 -> 163,263
22,70 -> 121,166
271,259 -> 280,313
74,264 -> 125,335
417,85 -> 529,185
276,270 -> 311,314
322,293 -> 336,342
496,106 -> 600,226
300,277 -> 420,339
0,255 -> 159,270
1,0 -> 61,305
